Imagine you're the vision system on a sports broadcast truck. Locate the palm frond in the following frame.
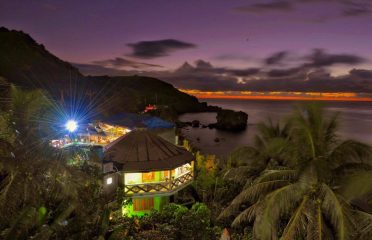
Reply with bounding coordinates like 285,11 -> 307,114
257,118 -> 290,141
254,183 -> 304,240
337,171 -> 372,203
260,137 -> 289,161
313,201 -> 324,240
254,169 -> 297,184
323,112 -> 339,147
231,202 -> 260,228
281,196 -> 308,240
330,140 -> 372,167
228,146 -> 259,167
231,180 -> 290,206
218,202 -> 241,220
0,171 -> 16,207
320,184 -> 354,240
291,104 -> 319,159
306,200 -> 334,240
332,163 -> 372,177
1,206 -> 37,240
352,210 -> 372,240
223,166 -> 257,184
222,104 -> 371,240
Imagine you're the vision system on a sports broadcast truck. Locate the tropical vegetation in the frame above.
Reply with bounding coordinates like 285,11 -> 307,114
1,86 -> 371,239
0,86 -> 107,239
219,103 -> 372,239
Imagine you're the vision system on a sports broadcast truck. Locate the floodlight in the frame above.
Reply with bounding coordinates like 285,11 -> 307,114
65,120 -> 78,132
106,177 -> 112,185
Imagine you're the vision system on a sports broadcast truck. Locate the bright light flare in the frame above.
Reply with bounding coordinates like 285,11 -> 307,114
65,120 -> 78,132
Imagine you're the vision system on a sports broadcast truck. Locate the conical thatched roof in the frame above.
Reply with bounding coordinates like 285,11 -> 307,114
103,129 -> 193,172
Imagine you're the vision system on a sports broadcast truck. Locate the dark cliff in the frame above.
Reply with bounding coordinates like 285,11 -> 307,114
0,27 -> 211,116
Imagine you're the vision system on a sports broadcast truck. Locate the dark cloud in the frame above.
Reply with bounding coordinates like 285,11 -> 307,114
72,63 -> 134,76
349,69 -> 372,79
161,61 -> 261,91
166,66 -> 372,92
305,49 -> 365,67
234,1 -> 293,13
265,51 -> 289,65
214,54 -> 251,61
342,8 -> 370,17
175,60 -> 260,77
92,57 -> 162,69
193,60 -> 260,77
226,68 -> 260,77
74,49 -> 371,93
306,68 -> 331,80
162,54 -> 371,92
127,39 -> 196,59
195,59 -> 213,69
267,67 -> 303,77
74,60 -> 372,92
234,0 -> 372,20
240,68 -> 372,92
341,1 -> 372,17
174,62 -> 195,74
266,49 -> 365,77
163,73 -> 243,91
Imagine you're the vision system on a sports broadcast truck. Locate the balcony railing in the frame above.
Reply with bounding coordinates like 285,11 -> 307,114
124,171 -> 193,196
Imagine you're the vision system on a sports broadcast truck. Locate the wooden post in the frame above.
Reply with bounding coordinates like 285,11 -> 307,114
122,172 -> 126,196
169,170 -> 172,190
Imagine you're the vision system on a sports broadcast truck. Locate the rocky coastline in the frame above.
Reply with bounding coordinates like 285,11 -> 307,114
176,108 -> 248,132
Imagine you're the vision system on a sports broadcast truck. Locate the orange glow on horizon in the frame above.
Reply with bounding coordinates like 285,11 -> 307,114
179,89 -> 372,102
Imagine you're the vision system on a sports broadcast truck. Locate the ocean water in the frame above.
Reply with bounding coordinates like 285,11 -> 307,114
179,99 -> 372,158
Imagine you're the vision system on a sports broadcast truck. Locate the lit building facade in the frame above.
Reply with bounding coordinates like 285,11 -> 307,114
51,122 -> 131,148
50,114 -> 189,215
102,129 -> 194,216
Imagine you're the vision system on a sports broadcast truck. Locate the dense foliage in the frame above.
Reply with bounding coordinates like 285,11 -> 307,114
107,203 -> 220,240
219,103 -> 372,239
0,86 -> 107,239
1,86 -> 371,239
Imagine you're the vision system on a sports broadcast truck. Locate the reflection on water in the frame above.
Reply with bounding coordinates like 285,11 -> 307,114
179,99 -> 372,158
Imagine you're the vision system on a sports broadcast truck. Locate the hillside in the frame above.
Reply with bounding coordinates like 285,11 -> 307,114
86,75 -> 211,115
0,27 -> 82,92
0,27 -> 210,116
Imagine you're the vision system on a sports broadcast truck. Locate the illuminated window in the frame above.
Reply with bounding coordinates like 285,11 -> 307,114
133,198 -> 154,211
142,172 -> 155,182
162,170 -> 170,181
106,177 -> 112,185
125,173 -> 142,184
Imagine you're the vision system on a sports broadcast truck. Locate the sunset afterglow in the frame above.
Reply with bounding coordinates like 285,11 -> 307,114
180,89 -> 372,102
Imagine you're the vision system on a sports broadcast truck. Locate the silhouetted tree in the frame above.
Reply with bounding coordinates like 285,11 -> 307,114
220,103 -> 372,240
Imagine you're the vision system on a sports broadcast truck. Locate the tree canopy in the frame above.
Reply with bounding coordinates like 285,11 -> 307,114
219,103 -> 372,240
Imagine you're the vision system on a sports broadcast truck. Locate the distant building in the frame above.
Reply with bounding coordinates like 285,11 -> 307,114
143,104 -> 157,113
51,113 -> 175,148
50,123 -> 130,148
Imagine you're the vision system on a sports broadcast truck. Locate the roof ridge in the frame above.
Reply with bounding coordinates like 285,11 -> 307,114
103,129 -> 193,171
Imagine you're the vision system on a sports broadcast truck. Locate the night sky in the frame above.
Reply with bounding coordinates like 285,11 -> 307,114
1,0 -> 372,94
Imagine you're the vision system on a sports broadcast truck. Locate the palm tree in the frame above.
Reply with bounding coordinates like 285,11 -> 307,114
224,118 -> 291,185
219,103 -> 372,240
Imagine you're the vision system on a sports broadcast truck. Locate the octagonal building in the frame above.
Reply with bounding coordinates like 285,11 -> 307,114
102,129 -> 194,215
